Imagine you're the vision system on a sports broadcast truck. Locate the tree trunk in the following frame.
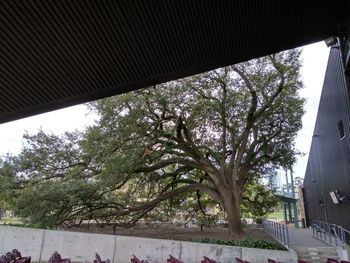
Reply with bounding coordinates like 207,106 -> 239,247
222,190 -> 244,236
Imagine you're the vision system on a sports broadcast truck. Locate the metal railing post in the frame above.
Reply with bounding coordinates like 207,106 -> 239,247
311,220 -> 350,249
263,220 -> 290,247
278,223 -> 282,242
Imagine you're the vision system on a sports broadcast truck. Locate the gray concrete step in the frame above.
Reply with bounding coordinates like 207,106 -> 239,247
293,246 -> 339,263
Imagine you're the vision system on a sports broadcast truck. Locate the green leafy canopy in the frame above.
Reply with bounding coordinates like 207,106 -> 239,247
0,49 -> 304,234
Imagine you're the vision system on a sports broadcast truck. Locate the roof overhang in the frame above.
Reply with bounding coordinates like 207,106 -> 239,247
275,194 -> 297,204
1,0 -> 349,124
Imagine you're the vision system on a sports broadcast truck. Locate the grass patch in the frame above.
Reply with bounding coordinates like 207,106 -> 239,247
0,217 -> 24,225
199,237 -> 287,251
267,211 -> 283,220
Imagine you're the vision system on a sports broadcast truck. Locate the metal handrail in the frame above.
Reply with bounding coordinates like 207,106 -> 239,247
311,220 -> 350,249
262,220 -> 290,247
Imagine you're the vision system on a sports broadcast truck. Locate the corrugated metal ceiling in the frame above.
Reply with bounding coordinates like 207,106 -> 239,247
0,0 -> 349,123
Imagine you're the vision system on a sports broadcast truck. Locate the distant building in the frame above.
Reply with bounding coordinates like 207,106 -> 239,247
272,170 -> 304,226
296,185 -> 307,227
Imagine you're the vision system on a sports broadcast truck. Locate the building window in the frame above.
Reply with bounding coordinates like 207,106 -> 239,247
338,119 -> 345,140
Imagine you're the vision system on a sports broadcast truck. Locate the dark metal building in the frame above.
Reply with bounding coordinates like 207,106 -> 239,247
303,47 -> 350,230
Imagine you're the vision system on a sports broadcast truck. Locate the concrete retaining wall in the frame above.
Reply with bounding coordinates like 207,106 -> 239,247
0,226 -> 44,262
0,225 -> 297,263
41,230 -> 116,263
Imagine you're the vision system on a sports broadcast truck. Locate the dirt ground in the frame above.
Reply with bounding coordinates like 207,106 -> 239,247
66,224 -> 277,243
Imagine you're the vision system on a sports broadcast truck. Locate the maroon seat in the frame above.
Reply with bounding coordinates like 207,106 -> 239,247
327,258 -> 340,263
48,252 -> 70,263
12,249 -> 31,263
167,255 -> 183,263
5,252 -> 16,263
93,253 -> 110,263
297,260 -> 308,263
130,255 -> 148,263
201,256 -> 218,263
0,255 -> 10,263
340,261 -> 350,263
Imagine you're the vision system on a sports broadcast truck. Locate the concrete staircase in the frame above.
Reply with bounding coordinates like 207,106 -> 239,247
293,246 -> 339,263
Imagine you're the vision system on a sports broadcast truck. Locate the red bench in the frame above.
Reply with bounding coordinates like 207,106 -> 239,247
0,251 -> 30,263
0,255 -> 10,263
267,259 -> 284,263
11,250 -> 31,263
130,255 -> 148,263
93,253 -> 110,263
5,252 -> 16,263
48,252 -> 70,263
167,255 -> 184,263
201,256 -> 218,263
326,259 -> 350,263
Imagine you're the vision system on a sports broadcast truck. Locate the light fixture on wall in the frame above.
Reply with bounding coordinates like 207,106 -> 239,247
324,36 -> 338,47
329,190 -> 348,204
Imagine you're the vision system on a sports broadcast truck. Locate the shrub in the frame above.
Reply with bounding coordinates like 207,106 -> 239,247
199,238 -> 287,251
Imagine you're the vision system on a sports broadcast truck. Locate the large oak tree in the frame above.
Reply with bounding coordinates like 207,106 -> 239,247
0,49 -> 303,235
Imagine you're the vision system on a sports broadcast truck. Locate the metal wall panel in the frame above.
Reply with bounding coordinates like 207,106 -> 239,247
303,48 -> 350,230
0,0 -> 349,124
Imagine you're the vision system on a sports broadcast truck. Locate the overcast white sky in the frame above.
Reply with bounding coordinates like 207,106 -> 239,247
294,42 -> 329,178
0,42 -> 329,179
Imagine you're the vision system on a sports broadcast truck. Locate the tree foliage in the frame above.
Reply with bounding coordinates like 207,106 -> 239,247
241,179 -> 279,221
0,49 -> 304,235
